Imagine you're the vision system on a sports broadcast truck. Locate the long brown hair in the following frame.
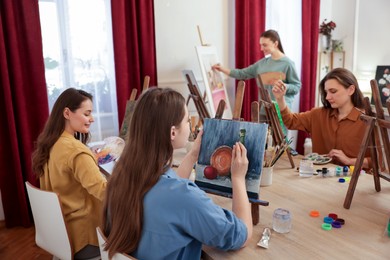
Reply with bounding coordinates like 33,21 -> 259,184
31,88 -> 92,177
261,29 -> 285,54
319,68 -> 365,109
102,87 -> 186,258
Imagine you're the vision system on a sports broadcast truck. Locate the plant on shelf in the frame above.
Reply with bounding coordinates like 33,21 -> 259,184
319,19 -> 336,51
319,19 -> 336,36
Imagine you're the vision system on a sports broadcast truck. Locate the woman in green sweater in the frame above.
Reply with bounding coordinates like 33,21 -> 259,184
212,29 -> 301,109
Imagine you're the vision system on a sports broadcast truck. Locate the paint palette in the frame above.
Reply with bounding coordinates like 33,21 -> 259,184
305,153 -> 332,165
90,136 -> 125,165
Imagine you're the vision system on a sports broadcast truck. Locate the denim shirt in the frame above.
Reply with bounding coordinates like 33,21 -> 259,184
133,168 -> 247,260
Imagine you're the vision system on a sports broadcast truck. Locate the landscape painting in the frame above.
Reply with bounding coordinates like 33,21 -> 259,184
195,118 -> 268,199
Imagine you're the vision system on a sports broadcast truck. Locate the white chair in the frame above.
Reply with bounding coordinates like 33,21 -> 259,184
96,227 -> 136,260
26,181 -> 73,260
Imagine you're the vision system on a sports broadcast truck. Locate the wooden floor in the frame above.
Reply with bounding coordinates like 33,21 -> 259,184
0,221 -> 52,259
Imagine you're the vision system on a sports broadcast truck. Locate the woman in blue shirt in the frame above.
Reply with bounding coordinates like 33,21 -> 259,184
102,87 -> 252,259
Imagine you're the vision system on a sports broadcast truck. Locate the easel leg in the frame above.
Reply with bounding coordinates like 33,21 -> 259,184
343,117 -> 374,209
286,147 -> 295,169
251,204 -> 259,225
369,127 -> 381,192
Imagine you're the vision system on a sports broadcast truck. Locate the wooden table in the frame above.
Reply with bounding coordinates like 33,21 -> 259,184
201,155 -> 390,260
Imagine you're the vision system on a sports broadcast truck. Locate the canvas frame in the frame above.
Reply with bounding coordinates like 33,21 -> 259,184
195,118 -> 268,199
372,66 -> 390,107
195,45 -> 232,118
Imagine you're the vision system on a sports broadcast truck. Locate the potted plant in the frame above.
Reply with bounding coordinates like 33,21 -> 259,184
319,19 -> 336,50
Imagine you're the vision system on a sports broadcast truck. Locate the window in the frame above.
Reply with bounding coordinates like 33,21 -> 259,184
38,0 -> 118,142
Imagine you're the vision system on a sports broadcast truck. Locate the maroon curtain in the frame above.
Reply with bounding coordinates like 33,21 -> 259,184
297,0 -> 321,154
0,1 -> 48,227
235,0 -> 266,121
111,0 -> 158,126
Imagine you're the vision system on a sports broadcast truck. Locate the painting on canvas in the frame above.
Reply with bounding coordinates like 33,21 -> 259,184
372,66 -> 390,107
195,46 -> 232,118
195,118 -> 268,199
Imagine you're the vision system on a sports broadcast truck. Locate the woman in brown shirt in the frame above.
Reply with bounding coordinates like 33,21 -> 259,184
272,68 -> 369,168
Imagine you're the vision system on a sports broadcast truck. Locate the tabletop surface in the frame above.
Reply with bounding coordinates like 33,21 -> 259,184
196,153 -> 390,260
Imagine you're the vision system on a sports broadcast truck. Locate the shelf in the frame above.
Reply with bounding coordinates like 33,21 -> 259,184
318,51 -> 345,82
315,51 -> 346,107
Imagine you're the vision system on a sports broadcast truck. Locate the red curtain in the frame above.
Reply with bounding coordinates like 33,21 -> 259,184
111,0 -> 158,126
235,0 -> 266,121
0,1 -> 48,227
297,0 -> 321,154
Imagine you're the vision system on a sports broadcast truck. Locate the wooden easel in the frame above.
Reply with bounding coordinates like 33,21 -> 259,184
201,81 -> 269,225
183,72 -> 210,124
119,76 -> 150,141
246,99 -> 270,225
197,25 -> 210,46
214,99 -> 226,119
232,81 -> 245,120
343,79 -> 390,209
142,75 -> 150,93
214,80 -> 245,120
257,75 -> 295,168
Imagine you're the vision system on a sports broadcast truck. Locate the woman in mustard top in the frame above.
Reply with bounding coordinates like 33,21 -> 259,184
32,88 -> 107,259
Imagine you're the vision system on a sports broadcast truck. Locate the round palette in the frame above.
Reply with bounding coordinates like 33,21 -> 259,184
90,136 -> 125,165
305,153 -> 332,165
210,145 -> 232,176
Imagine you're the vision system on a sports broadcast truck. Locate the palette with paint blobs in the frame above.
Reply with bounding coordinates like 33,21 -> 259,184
304,153 -> 332,165
90,136 -> 125,165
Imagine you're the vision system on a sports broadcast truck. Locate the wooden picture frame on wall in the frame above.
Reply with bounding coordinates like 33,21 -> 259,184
195,45 -> 232,119
331,51 -> 345,69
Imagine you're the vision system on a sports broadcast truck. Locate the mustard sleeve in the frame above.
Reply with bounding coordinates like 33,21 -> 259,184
71,152 -> 107,201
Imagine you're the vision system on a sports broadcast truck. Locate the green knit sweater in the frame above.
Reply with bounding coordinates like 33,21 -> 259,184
230,56 -> 301,109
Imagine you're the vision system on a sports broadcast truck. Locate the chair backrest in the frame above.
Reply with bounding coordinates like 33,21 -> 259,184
96,226 -> 109,260
96,227 -> 136,260
25,181 -> 73,260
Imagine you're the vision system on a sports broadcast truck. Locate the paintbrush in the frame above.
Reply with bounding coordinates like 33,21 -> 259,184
266,145 -> 279,167
271,149 -> 286,167
264,147 -> 276,167
270,141 -> 290,166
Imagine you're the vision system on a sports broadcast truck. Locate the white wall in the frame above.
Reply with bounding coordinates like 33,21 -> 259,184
353,0 -> 390,93
324,0 -> 356,71
154,0 -> 235,116
323,0 -> 390,94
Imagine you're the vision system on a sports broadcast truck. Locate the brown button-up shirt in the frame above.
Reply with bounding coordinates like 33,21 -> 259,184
281,106 -> 368,165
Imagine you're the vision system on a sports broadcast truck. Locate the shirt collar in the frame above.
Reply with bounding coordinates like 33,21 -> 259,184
346,107 -> 364,121
329,107 -> 363,122
164,168 -> 177,178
